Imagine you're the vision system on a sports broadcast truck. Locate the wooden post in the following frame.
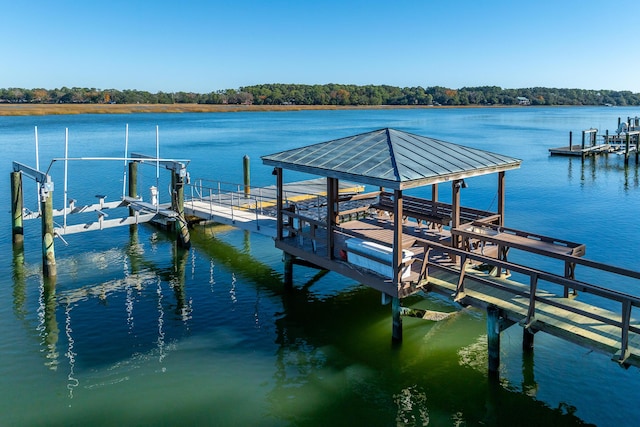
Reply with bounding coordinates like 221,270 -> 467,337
451,180 -> 461,262
283,252 -> 294,288
625,132 -> 630,165
243,155 -> 250,198
172,169 -> 191,249
41,182 -> 56,278
569,131 -> 573,151
275,167 -> 283,241
497,171 -> 505,226
128,161 -> 138,234
391,189 -> 404,342
431,183 -> 438,217
11,171 -> 24,246
487,305 -> 500,376
326,177 -> 338,259
523,328 -> 534,352
392,296 -> 402,342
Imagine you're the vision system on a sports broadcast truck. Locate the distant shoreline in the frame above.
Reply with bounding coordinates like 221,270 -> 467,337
0,103 -> 538,116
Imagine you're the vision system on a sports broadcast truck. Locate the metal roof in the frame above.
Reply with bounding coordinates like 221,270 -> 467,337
261,128 -> 521,190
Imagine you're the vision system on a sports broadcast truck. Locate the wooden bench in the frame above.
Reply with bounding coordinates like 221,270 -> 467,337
371,192 -> 450,230
371,192 -> 498,230
451,221 -> 586,292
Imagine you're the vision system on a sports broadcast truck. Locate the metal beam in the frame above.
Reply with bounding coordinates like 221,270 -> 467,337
130,152 -> 188,176
54,213 -> 157,236
12,161 -> 50,184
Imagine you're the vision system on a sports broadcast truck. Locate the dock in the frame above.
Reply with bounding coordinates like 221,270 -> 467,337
183,178 -> 366,238
10,126 -> 640,379
550,118 -> 640,163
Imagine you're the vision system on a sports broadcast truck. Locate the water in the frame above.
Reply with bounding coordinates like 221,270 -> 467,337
1,107 -> 640,426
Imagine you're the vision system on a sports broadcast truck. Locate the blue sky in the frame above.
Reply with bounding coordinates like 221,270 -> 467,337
3,0 -> 639,93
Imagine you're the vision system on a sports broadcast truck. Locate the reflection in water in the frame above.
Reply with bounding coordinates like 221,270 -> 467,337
230,273 -> 237,307
209,259 -> 215,293
125,283 -> 135,332
522,349 -> 538,397
156,279 -> 166,368
567,155 -> 640,189
191,248 -> 197,279
38,277 -> 59,371
12,248 -> 26,319
458,334 -> 488,373
171,243 -> 191,323
254,287 -> 261,329
393,385 -> 429,426
64,301 -> 78,401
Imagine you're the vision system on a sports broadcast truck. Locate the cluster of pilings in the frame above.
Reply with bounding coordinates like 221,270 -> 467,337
11,156 -> 191,279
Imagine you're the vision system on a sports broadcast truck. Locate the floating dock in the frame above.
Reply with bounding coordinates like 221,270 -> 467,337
550,118 -> 640,163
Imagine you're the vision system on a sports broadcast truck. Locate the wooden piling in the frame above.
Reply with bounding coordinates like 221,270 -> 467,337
487,305 -> 500,376
128,161 -> 138,233
392,296 -> 403,342
41,184 -> 56,278
243,155 -> 250,198
172,169 -> 191,249
569,131 -> 573,151
625,133 -> 631,165
523,328 -> 535,352
283,252 -> 294,288
11,171 -> 24,246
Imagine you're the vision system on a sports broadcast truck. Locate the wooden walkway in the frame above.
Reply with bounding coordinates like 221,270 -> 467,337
183,178 -> 367,238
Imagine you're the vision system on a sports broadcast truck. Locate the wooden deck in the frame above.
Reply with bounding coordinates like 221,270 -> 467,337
181,179 -> 640,369
548,144 -> 612,157
276,212 -> 640,368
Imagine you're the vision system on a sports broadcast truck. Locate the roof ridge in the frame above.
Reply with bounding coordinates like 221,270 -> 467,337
385,128 -> 401,182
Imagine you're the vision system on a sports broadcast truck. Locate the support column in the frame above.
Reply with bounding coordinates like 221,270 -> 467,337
431,183 -> 438,218
523,328 -> 535,352
569,131 -> 573,151
392,296 -> 402,342
451,180 -> 461,262
243,155 -> 250,198
283,252 -> 294,289
41,182 -> 56,278
128,161 -> 138,234
326,177 -> 338,259
275,168 -> 283,241
392,189 -> 403,342
487,305 -> 500,377
625,133 -> 631,165
172,169 -> 191,249
497,171 -> 505,226
11,171 -> 24,246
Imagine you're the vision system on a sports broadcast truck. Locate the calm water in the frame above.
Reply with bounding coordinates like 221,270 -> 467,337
2,107 -> 640,426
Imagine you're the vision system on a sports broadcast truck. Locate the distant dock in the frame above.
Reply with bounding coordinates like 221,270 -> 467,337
550,117 -> 640,163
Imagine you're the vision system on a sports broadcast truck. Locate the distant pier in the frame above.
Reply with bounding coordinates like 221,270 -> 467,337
550,117 -> 640,163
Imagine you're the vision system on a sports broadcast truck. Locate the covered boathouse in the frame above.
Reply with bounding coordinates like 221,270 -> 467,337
261,128 -> 522,341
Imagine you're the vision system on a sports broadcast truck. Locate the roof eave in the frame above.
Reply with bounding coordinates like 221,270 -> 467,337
263,157 -> 521,191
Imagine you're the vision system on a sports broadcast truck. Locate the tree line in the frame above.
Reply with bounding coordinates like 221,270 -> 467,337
1,84 -> 639,107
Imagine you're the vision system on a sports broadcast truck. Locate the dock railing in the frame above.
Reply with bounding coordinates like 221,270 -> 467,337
185,178 -> 335,229
436,240 -> 640,365
278,204 -> 640,364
